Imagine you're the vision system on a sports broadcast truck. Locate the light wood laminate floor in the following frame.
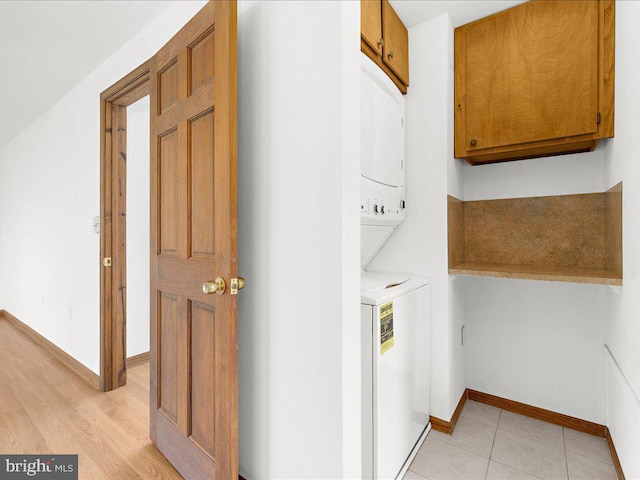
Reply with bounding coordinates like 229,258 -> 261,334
0,318 -> 183,479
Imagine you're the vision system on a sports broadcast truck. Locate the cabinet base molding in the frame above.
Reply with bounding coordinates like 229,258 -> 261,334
0,310 -> 100,390
429,389 -> 468,435
464,139 -> 598,166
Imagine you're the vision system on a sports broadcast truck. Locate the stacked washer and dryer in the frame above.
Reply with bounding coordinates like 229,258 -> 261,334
360,53 -> 431,480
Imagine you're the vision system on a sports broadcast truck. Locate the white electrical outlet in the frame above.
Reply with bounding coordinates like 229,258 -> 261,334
93,216 -> 100,234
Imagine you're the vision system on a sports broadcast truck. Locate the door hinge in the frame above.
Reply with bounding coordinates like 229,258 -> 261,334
597,112 -> 601,125
103,257 -> 112,267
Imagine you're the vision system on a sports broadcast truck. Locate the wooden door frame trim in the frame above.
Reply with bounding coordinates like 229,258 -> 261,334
100,60 -> 151,392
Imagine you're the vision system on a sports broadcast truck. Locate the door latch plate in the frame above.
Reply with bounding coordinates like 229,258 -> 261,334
230,277 -> 245,295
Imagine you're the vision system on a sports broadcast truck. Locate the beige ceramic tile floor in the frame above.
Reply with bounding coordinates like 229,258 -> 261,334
404,400 -> 617,480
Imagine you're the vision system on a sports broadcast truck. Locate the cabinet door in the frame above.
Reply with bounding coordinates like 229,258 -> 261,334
382,0 -> 409,86
462,0 -> 598,152
361,0 -> 382,56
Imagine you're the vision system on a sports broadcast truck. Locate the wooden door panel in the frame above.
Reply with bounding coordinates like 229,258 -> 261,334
190,301 -> 216,458
190,110 -> 216,260
361,0 -> 382,55
464,0 -> 598,151
150,2 -> 237,479
190,28 -> 215,93
159,129 -> 180,256
158,292 -> 179,424
159,61 -> 179,114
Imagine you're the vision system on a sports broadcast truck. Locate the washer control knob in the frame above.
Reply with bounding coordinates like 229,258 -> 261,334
381,206 -> 385,214
373,204 -> 379,214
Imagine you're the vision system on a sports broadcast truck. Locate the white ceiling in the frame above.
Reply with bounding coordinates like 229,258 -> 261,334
0,1 -> 174,146
0,1 -> 527,148
390,0 -> 526,29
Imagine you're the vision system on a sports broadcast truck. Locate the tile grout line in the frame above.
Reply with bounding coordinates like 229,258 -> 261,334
563,427 -> 570,480
416,430 -> 495,480
492,413 -> 560,480
405,467 -> 429,480
497,427 -> 566,450
484,408 -> 502,480
567,449 -> 615,467
459,408 -> 504,429
406,462 -> 431,480
426,435 -> 489,460
498,410 -> 568,449
490,459 -> 546,480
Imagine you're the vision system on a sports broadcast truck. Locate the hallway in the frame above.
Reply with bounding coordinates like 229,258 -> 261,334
0,318 -> 182,479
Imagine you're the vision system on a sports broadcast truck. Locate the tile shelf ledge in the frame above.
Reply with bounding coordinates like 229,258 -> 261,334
449,262 -> 622,286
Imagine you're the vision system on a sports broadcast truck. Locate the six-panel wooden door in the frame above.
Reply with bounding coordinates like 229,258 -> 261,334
149,1 -> 238,478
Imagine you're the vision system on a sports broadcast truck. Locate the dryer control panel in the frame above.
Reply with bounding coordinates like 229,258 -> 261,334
361,178 -> 405,227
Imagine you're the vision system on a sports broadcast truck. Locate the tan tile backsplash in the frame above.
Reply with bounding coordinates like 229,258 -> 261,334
448,185 -> 622,284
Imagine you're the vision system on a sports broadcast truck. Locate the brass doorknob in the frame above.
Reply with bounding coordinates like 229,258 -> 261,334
203,277 -> 226,295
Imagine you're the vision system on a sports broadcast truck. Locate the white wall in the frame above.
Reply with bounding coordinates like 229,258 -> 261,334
237,1 -> 361,478
464,277 -> 607,423
461,151 -> 609,424
126,97 -> 150,358
446,17 -> 468,418
368,14 -> 466,422
339,1 -> 363,477
603,1 -> 640,476
463,150 -> 605,201
605,347 -> 640,479
0,0 -> 205,374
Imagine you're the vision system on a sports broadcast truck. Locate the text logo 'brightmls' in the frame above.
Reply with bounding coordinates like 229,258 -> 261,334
0,455 -> 77,480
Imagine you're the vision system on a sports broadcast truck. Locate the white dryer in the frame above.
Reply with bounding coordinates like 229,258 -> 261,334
360,52 -> 406,270
361,272 -> 431,480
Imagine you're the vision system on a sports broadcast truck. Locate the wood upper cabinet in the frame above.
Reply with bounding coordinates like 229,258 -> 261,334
454,0 -> 615,165
361,0 -> 382,56
382,0 -> 409,87
361,0 -> 409,93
